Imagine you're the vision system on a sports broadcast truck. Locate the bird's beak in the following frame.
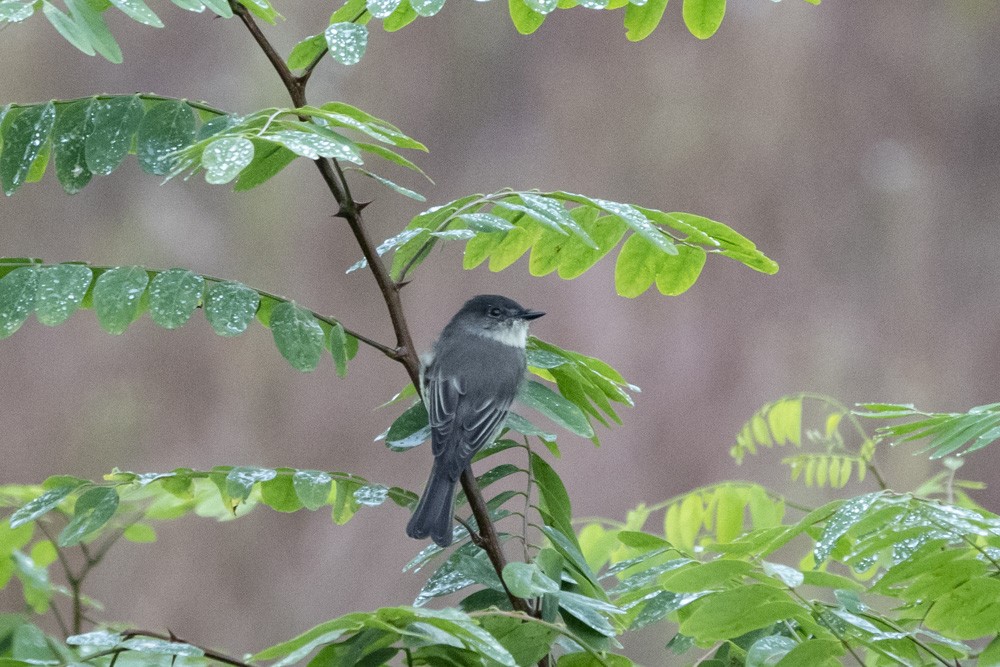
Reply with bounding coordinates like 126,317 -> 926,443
522,309 -> 545,321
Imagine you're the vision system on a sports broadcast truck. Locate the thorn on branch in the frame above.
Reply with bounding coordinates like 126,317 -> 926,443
355,200 -> 373,212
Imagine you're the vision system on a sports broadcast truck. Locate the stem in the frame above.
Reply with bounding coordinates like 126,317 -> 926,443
230,0 -> 531,621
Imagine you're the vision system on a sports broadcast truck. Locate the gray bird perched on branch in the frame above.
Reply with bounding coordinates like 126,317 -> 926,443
406,294 -> 545,547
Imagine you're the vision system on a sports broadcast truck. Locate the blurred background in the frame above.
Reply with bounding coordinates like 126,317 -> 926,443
2,0 -> 999,663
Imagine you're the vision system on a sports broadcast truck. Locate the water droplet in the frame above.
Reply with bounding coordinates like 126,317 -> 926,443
325,23 -> 368,66
353,484 -> 389,506
366,0 -> 400,18
412,0 -> 445,16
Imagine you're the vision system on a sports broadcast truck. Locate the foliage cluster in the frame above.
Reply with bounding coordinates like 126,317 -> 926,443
5,0 -> 999,666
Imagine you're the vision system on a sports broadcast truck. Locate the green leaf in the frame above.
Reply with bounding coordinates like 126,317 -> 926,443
1,102 -> 55,195
746,636 -> 796,667
85,96 -> 144,174
268,127 -> 362,163
679,586 -> 803,642
42,1 -> 95,57
233,140 -> 297,191
287,34 -> 326,70
204,281 -> 259,336
519,380 -> 593,438
775,640 -> 844,667
325,22 -> 368,66
108,0 -> 162,27
147,268 -> 203,329
226,466 -> 277,501
508,0 -> 545,34
122,523 -> 157,542
202,136 -> 255,184
382,0 -> 416,30
411,0 -> 445,16
35,263 -> 92,325
10,483 -> 84,528
92,265 -> 149,334
52,99 -> 94,193
58,487 -> 119,546
503,562 -> 560,597
682,0 -> 724,39
530,452 -> 573,538
623,0 -> 668,41
269,302 -> 326,372
0,266 -> 37,338
614,233 -> 663,298
137,100 -> 196,175
367,0 -> 400,18
64,0 -> 122,62
355,168 -> 425,201
384,401 -> 431,450
655,245 -> 706,296
327,321 -> 349,377
0,0 -> 35,21
293,470 -> 332,510
557,215 -> 628,280
200,0 -> 232,16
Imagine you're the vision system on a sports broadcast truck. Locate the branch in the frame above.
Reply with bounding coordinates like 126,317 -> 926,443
230,0 -> 535,623
118,630 -> 250,667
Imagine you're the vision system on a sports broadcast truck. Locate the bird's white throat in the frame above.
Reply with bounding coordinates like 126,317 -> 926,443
475,321 -> 529,348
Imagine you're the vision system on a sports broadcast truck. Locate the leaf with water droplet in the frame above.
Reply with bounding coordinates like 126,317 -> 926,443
268,129 -> 362,163
293,470 -> 332,510
522,0 -> 555,14
594,197 -> 677,255
457,212 -> 515,232
518,380 -> 593,438
385,401 -> 430,450
814,492 -> 882,563
0,102 -> 56,196
58,486 -> 119,546
367,0 -> 400,17
92,266 -> 149,335
52,99 -> 94,193
411,0 -> 444,16
35,263 -> 92,326
325,22 -> 368,66
353,484 -> 389,506
120,638 -> 204,657
357,169 -> 425,202
137,100 -> 196,175
0,266 -> 38,338
204,281 -> 259,336
269,301 -> 325,372
202,136 -> 254,184
10,482 -> 85,528
85,96 -> 144,175
226,466 -> 276,501
0,0 -> 35,21
148,268 -> 204,329
108,0 -> 162,27
41,1 -> 95,57
577,0 -> 607,7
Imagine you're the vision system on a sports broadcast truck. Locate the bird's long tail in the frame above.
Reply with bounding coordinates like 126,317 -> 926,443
406,460 -> 457,547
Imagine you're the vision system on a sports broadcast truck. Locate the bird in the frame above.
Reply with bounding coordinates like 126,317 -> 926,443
406,294 -> 545,547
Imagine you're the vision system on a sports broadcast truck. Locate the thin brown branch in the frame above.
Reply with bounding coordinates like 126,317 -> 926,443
113,630 -> 250,667
230,0 -> 536,626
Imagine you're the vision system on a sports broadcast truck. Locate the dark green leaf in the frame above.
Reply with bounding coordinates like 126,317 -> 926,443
327,321 -> 349,377
148,268 -> 203,329
1,102 -> 55,195
92,265 -> 148,334
35,263 -> 92,325
502,562 -> 560,597
0,266 -> 37,338
269,301 -> 326,372
52,99 -> 94,193
137,100 -> 196,175
85,96 -> 144,174
385,401 -> 431,450
531,452 -> 573,537
204,281 -> 259,336
58,487 -> 119,546
233,140 -> 296,191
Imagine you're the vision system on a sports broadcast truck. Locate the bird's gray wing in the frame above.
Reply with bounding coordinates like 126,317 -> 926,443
425,370 -> 511,478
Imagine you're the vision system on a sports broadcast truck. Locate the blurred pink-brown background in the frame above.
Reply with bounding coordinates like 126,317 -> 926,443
2,1 -> 999,663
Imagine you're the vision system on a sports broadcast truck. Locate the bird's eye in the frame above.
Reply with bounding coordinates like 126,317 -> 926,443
488,307 -> 502,318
